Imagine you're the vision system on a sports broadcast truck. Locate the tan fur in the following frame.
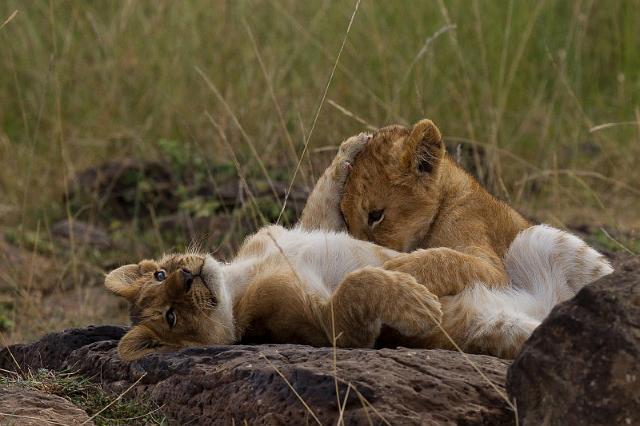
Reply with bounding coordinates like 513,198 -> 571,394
106,254 -> 229,360
106,121 -> 603,361
340,119 -> 537,357
341,119 -> 531,297
108,245 -> 441,361
106,134 -> 443,361
298,132 -> 371,232
379,294 -> 538,359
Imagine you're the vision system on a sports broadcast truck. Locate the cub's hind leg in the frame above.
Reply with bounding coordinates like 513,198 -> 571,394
320,266 -> 442,348
427,284 -> 541,358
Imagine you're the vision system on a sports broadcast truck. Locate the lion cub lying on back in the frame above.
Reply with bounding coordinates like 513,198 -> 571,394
106,136 -> 443,360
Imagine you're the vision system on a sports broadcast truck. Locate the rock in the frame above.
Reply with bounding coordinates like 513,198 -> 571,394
68,159 -> 176,221
68,158 -> 309,226
0,325 -> 126,371
70,159 -> 173,198
1,326 -> 513,425
206,178 -> 309,210
0,384 -> 93,425
211,179 -> 243,205
507,256 -> 640,426
51,220 -> 113,249
0,235 -> 57,293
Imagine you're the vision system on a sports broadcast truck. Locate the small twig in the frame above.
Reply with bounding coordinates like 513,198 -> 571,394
0,368 -> 20,376
81,373 -> 147,424
336,382 -> 352,426
589,121 -> 638,133
327,99 -> 376,130
338,377 -> 391,426
599,228 -> 636,255
0,10 -> 18,30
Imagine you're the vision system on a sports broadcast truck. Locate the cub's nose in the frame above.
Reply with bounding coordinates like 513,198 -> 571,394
181,268 -> 193,291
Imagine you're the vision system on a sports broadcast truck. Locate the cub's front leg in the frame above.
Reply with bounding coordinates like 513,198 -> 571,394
320,266 -> 442,348
383,247 -> 508,297
298,132 -> 370,232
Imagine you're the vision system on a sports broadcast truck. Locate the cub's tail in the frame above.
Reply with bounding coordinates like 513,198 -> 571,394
504,224 -> 613,320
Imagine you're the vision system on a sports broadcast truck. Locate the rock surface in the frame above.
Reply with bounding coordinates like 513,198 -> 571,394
0,384 -> 93,425
51,219 -> 113,249
68,158 -> 309,223
0,325 -> 126,371
507,256 -> 640,426
0,236 -> 58,293
1,326 -> 514,425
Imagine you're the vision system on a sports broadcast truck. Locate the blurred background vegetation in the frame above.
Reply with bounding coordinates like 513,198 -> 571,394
0,0 -> 638,344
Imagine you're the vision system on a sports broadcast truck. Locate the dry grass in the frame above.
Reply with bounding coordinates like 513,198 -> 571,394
1,3 -> 638,424
0,369 -> 165,425
0,0 -> 638,353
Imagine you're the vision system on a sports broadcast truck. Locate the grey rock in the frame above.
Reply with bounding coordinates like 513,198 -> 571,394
0,325 -> 126,371
51,219 -> 113,249
0,235 -> 57,293
1,326 -> 513,425
0,384 -> 93,425
507,256 -> 640,426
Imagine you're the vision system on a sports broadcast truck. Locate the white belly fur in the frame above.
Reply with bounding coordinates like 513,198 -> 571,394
257,226 -> 399,299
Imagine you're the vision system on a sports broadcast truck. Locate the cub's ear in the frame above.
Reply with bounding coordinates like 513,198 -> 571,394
402,119 -> 444,175
118,325 -> 164,361
105,264 -> 143,301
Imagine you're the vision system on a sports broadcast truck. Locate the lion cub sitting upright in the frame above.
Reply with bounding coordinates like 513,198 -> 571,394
341,119 -> 532,293
340,119 -> 613,352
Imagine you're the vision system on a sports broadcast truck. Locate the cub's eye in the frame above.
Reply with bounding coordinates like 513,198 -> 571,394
154,270 -> 166,282
368,209 -> 384,227
165,308 -> 177,328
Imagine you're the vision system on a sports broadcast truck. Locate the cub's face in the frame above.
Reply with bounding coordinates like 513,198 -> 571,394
340,119 -> 445,252
105,253 -> 235,361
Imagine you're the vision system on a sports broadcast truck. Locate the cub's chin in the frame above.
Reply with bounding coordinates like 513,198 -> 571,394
201,254 -> 237,344
201,254 -> 223,295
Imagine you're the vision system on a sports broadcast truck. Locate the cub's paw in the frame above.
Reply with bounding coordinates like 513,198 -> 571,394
464,315 -> 540,359
337,132 -> 371,164
386,279 -> 443,338
330,132 -> 371,184
496,318 -> 540,359
383,251 -> 425,280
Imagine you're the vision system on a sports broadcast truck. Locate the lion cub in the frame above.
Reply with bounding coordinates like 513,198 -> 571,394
105,135 -> 442,361
106,124 -> 612,360
339,119 -> 613,352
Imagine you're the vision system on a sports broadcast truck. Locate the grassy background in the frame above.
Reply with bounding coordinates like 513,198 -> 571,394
0,0 -> 639,344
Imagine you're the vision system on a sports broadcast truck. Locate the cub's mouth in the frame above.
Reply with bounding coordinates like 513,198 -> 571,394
190,277 -> 218,311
